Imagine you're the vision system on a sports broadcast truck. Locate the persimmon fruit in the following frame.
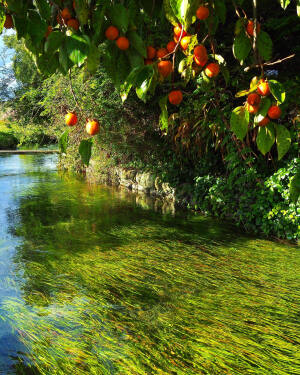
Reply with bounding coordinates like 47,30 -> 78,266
166,40 -> 176,53
86,120 -> 100,136
105,26 -> 119,40
258,117 -> 270,127
194,45 -> 207,60
116,36 -> 130,50
4,14 -> 13,29
158,60 -> 173,77
257,80 -> 270,96
173,24 -> 187,38
147,46 -> 156,59
65,112 -> 78,126
268,105 -> 282,119
156,48 -> 168,59
204,63 -> 220,78
196,6 -> 210,20
67,18 -> 79,31
246,20 -> 261,37
61,8 -> 72,21
168,90 -> 183,105
180,36 -> 191,51
193,55 -> 208,67
45,25 -> 53,38
247,103 -> 259,114
247,93 -> 261,106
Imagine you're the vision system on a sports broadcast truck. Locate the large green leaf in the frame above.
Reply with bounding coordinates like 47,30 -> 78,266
120,67 -> 142,102
36,52 -> 59,76
230,106 -> 249,140
159,96 -> 168,131
58,130 -> 69,154
74,0 -> 89,26
66,34 -> 89,67
45,31 -> 65,54
79,139 -> 93,166
0,7 -> 6,34
128,30 -> 147,58
254,97 -> 271,124
163,0 -> 178,26
257,31 -> 273,61
169,0 -> 193,29
233,33 -> 252,62
275,124 -> 291,160
135,65 -> 156,102
12,15 -> 28,40
279,0 -> 291,9
256,122 -> 275,155
268,80 -> 286,104
215,1 -> 226,24
92,4 -> 107,45
34,0 -> 51,20
86,45 -> 101,74
27,10 -> 47,46
59,42 -> 73,73
289,171 -> 300,203
108,4 -> 129,34
6,0 -> 26,13
297,0 -> 300,16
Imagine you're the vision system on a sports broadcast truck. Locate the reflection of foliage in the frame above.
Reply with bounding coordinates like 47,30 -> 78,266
5,170 -> 300,374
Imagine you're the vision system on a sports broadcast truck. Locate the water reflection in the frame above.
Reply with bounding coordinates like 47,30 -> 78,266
0,154 -> 299,374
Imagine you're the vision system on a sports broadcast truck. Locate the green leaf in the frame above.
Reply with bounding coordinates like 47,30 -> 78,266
214,1 -> 226,24
92,4 -> 107,45
256,122 -> 275,155
86,45 -> 100,74
230,106 -> 249,140
135,65 -> 155,102
297,0 -> 300,16
12,15 -> 28,40
66,34 -> 89,67
0,7 -> 6,34
120,67 -> 142,102
27,10 -> 47,46
275,124 -> 291,160
233,33 -> 252,62
36,52 -> 59,76
108,4 -> 129,34
34,0 -> 51,20
163,0 -> 178,26
268,80 -> 286,104
58,130 -> 69,154
254,97 -> 271,124
74,0 -> 89,26
279,0 -> 291,9
289,171 -> 300,203
127,30 -> 147,58
45,31 -> 65,54
159,96 -> 168,131
257,31 -> 273,61
79,139 -> 93,166
59,42 -> 73,73
169,0 -> 190,28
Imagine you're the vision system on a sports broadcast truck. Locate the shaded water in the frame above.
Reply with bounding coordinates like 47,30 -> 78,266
0,154 -> 299,375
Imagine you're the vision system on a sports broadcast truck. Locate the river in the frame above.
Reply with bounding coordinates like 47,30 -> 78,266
0,154 -> 298,374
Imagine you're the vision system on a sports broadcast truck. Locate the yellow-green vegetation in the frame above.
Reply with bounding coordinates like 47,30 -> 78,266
1,155 -> 298,374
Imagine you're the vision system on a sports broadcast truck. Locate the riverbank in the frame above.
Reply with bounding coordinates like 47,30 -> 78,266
59,149 -> 299,242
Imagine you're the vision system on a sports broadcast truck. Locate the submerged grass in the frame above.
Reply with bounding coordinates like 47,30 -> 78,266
0,162 -> 299,375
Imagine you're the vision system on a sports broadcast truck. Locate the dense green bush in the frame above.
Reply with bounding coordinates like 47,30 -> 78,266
0,131 -> 18,149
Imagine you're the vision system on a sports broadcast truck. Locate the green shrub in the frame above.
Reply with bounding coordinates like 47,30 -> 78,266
0,131 -> 18,149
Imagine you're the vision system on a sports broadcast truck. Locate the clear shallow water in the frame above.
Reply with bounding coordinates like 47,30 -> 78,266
0,154 -> 298,375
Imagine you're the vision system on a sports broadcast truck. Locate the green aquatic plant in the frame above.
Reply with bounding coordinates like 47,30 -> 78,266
1,162 -> 298,375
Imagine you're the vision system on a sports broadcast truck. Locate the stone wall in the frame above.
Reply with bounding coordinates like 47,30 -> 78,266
86,160 -> 176,201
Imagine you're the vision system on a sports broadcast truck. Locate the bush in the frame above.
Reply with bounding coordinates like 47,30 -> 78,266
0,131 -> 18,149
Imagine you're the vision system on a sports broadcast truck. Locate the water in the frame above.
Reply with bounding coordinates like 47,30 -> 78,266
0,154 -> 299,375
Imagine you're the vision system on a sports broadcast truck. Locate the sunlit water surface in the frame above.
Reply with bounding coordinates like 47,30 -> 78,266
0,154 -> 298,375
